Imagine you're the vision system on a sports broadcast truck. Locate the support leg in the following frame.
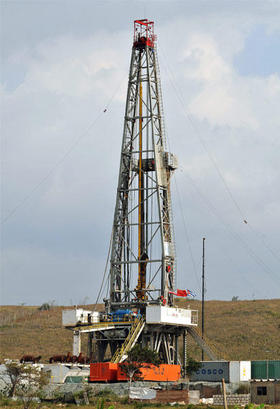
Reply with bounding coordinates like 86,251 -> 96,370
73,331 -> 81,356
87,332 -> 93,362
175,334 -> 178,364
183,330 -> 187,378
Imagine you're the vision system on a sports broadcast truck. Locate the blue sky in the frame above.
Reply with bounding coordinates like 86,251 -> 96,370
1,0 -> 280,305
235,25 -> 280,76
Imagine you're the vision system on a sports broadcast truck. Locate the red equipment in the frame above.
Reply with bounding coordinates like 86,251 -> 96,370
134,19 -> 156,48
89,362 -> 118,382
89,362 -> 181,382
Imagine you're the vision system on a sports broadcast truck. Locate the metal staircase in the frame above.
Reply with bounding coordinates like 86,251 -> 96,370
187,327 -> 219,361
111,316 -> 145,363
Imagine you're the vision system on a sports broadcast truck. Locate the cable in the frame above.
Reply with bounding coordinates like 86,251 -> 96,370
2,111 -> 103,224
160,47 -> 246,217
92,229 -> 113,312
180,169 -> 279,285
246,223 -> 280,262
2,74 -> 127,224
159,45 -> 280,264
173,174 -> 201,295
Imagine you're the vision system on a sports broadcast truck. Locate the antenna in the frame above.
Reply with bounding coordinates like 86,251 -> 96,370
202,237 -> 205,361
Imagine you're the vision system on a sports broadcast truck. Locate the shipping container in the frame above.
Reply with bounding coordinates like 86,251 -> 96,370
251,361 -> 280,380
229,361 -> 240,383
89,362 -> 118,382
117,363 -> 181,382
190,361 -> 230,382
190,361 -> 252,383
62,309 -> 93,326
146,305 -> 198,326
240,361 -> 251,381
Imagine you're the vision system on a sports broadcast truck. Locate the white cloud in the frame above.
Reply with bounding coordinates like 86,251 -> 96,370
4,33 -> 129,101
2,3 -> 280,304
179,34 -> 272,129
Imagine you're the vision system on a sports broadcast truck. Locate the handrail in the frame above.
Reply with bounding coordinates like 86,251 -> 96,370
71,320 -> 134,331
111,317 -> 145,363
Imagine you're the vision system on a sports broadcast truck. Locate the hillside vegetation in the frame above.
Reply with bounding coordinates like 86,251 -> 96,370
0,299 -> 279,363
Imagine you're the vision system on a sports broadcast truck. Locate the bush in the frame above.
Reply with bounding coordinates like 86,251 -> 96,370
186,357 -> 201,375
95,388 -> 117,398
236,383 -> 250,394
1,362 -> 49,409
38,303 -> 50,311
96,398 -> 115,409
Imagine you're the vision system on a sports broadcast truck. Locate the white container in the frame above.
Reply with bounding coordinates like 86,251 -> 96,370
43,364 -> 70,383
63,369 -> 90,383
62,309 -> 93,326
164,152 -> 178,170
146,305 -> 198,326
240,361 -> 251,381
229,361 -> 240,383
91,311 -> 100,323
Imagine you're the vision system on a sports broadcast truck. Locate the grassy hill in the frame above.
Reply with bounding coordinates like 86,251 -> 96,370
0,299 -> 279,363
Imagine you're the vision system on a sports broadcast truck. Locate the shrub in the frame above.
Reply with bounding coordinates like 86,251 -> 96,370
236,383 -> 250,394
38,303 -> 50,311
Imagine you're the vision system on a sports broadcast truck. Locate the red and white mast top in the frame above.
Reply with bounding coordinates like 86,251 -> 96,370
133,19 -> 156,49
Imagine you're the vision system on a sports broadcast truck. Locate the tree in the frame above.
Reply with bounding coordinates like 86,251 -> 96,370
119,361 -> 143,387
186,356 -> 201,376
126,344 -> 161,365
38,303 -> 50,311
119,345 -> 161,388
1,361 -> 49,408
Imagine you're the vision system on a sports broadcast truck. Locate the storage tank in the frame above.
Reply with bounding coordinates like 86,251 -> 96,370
43,364 -> 70,383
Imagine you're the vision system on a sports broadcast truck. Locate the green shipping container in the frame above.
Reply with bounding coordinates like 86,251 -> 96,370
251,360 -> 280,379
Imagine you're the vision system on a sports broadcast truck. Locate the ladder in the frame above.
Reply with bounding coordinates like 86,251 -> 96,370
154,43 -> 167,150
154,44 -> 177,281
111,316 -> 145,363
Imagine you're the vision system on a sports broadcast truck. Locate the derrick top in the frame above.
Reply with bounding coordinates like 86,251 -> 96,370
134,19 -> 156,49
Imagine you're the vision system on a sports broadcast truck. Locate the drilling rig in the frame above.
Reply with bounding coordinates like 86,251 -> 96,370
63,19 -> 202,376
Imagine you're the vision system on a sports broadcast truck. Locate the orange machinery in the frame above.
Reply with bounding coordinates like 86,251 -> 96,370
89,362 -> 118,382
117,363 -> 181,382
89,362 -> 181,382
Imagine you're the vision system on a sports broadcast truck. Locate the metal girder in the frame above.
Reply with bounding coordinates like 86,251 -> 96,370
108,37 -> 176,309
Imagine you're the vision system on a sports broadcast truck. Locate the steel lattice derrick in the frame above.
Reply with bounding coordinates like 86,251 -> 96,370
64,21 -> 200,368
108,20 -> 177,311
